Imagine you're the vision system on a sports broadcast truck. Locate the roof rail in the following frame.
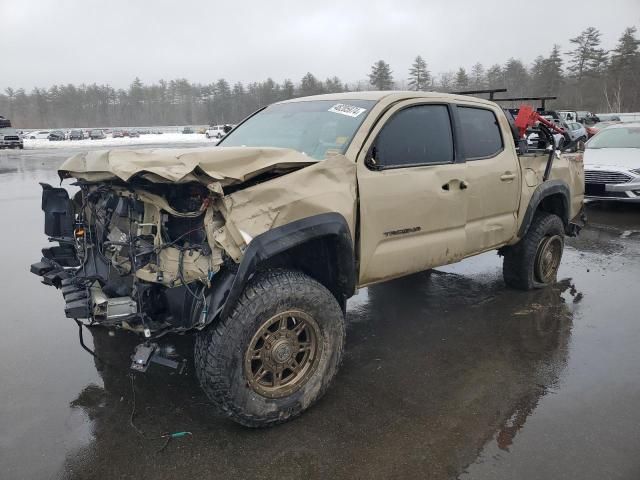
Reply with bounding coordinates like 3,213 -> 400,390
491,96 -> 557,110
451,89 -> 559,110
451,88 -> 507,100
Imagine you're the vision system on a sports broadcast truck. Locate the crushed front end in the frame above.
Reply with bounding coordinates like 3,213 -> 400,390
29,147 -> 317,337
31,179 -> 226,336
30,147 -> 355,373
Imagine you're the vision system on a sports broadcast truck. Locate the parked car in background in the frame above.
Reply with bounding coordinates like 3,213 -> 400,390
48,131 -> 66,141
565,122 -> 588,143
586,121 -> 620,138
128,130 -> 140,138
182,126 -> 194,134
205,124 -> 227,138
112,130 -> 123,138
69,129 -> 84,140
89,129 -> 106,140
597,114 -> 621,122
25,131 -> 51,140
0,128 -> 24,149
0,116 -> 11,128
584,123 -> 640,202
559,110 -> 599,125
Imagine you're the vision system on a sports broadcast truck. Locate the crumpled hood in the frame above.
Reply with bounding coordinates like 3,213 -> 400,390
58,146 -> 318,187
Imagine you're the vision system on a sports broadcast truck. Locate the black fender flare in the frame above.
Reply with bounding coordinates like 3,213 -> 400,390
518,180 -> 570,238
208,212 -> 356,321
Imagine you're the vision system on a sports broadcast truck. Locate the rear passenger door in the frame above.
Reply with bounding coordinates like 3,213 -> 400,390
455,103 -> 520,253
356,101 -> 468,285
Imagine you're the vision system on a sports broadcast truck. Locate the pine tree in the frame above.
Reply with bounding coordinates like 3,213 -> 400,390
408,56 -> 431,91
368,60 -> 394,90
503,58 -> 529,96
299,72 -> 324,97
610,27 -> 640,75
454,68 -> 470,90
530,56 -> 546,95
470,63 -> 486,89
485,64 -> 504,88
325,76 -> 344,93
438,72 -> 455,92
541,45 -> 563,95
607,27 -> 640,111
281,79 -> 295,99
567,27 -> 606,80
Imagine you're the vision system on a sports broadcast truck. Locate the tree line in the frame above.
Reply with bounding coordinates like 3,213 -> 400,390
1,26 -> 638,129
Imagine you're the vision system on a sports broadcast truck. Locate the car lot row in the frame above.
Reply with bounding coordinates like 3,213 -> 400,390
17,124 -> 236,142
23,128 -> 164,141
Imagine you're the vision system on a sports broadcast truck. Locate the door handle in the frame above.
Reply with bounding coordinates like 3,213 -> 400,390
500,173 -> 516,181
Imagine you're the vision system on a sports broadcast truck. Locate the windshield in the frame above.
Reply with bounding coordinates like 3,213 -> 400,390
219,99 -> 376,160
588,126 -> 640,149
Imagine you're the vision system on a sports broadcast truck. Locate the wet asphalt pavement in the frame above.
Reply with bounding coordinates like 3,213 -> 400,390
1,145 -> 639,480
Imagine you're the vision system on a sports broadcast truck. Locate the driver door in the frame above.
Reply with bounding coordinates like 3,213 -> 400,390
357,100 -> 468,285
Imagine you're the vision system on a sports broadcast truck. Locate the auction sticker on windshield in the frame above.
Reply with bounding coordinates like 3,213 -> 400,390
328,104 -> 367,118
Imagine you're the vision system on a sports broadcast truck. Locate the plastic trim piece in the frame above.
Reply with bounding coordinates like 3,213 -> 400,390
214,213 -> 355,319
518,180 -> 570,238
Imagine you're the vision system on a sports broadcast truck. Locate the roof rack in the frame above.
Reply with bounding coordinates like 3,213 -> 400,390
451,88 -> 507,100
491,96 -> 557,110
452,89 -> 558,110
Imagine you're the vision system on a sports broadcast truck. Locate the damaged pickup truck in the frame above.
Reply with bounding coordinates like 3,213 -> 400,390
31,91 -> 584,427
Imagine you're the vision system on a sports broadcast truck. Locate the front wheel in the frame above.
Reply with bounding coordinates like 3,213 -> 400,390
502,212 -> 565,290
195,269 -> 345,427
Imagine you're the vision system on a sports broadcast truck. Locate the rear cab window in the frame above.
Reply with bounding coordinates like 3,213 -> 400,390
457,106 -> 503,159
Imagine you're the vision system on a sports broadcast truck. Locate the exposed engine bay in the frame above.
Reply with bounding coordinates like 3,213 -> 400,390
34,180 -> 228,335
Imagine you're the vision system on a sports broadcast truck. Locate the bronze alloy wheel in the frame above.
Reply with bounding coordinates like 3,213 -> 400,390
534,235 -> 563,284
244,310 -> 323,399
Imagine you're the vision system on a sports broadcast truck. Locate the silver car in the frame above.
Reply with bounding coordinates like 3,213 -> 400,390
565,122 -> 588,143
584,123 -> 640,202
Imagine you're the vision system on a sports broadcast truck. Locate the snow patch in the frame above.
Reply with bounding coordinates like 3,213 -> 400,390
23,133 -> 217,150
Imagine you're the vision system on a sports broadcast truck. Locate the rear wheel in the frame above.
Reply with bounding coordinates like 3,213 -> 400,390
195,269 -> 345,427
503,212 -> 565,290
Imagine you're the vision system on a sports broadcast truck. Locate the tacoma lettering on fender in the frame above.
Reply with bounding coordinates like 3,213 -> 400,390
31,91 -> 585,427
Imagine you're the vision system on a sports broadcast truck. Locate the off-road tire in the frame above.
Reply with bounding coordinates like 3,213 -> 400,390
503,212 -> 564,290
194,269 -> 345,427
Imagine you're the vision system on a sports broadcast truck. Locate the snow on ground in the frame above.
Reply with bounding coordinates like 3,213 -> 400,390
23,133 -> 217,150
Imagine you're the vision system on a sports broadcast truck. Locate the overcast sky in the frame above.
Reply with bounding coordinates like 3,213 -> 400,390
2,0 -> 639,90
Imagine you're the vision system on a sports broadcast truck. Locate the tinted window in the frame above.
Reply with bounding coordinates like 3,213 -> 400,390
373,105 -> 453,167
458,107 -> 503,159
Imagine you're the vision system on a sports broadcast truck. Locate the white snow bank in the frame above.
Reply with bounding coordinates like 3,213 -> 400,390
24,133 -> 217,150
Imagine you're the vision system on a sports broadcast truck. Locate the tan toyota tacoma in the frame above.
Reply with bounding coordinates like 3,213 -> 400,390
31,91 -> 585,427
